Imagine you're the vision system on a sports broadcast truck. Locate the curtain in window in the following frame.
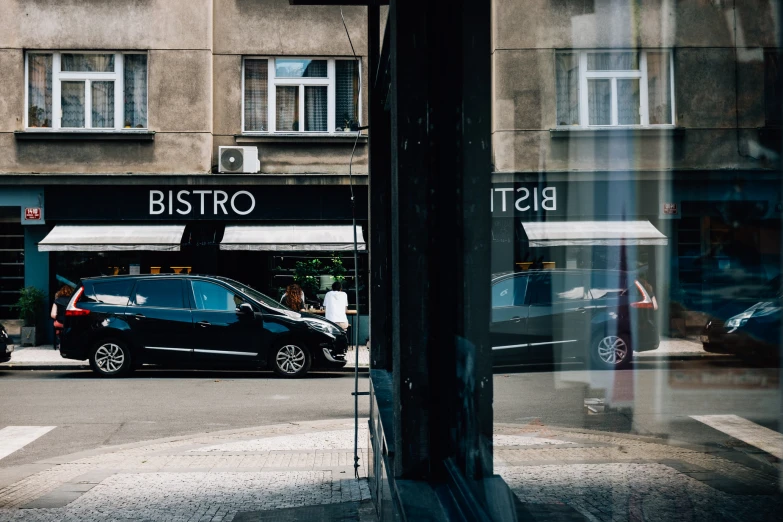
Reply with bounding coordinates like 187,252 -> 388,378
617,79 -> 640,125
244,59 -> 268,131
61,81 -> 85,128
555,53 -> 578,126
276,86 -> 299,131
124,54 -> 148,128
647,52 -> 672,124
588,79 -> 611,125
587,52 -> 638,71
335,60 -> 359,130
61,54 -> 114,72
91,81 -> 114,128
305,86 -> 328,131
28,54 -> 52,127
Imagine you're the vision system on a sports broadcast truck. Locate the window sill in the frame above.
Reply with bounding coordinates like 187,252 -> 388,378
549,127 -> 683,139
235,133 -> 368,144
15,130 -> 155,141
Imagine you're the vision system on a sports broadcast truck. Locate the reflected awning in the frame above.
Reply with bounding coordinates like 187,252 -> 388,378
221,225 -> 366,251
38,225 -> 186,252
521,220 -> 667,247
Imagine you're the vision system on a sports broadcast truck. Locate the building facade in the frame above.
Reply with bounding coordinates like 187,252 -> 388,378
0,0 -> 370,338
491,0 -> 782,331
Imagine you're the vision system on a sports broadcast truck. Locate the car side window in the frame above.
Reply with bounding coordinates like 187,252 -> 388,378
527,273 -> 552,305
589,272 -> 628,300
513,276 -> 528,306
492,279 -> 515,308
91,280 -> 133,306
551,273 -> 588,301
131,279 -> 184,308
191,281 -> 243,312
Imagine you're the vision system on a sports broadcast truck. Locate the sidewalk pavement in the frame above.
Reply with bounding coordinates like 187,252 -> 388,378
1,418 -> 779,521
0,345 -> 371,372
0,338 -> 718,372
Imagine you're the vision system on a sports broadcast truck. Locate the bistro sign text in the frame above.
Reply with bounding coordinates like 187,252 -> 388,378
150,190 -> 256,216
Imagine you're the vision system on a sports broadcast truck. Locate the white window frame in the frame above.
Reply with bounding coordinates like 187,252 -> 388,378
241,57 -> 361,134
24,51 -> 148,131
558,50 -> 675,128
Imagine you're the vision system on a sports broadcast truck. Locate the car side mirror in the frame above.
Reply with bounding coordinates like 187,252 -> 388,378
237,303 -> 253,315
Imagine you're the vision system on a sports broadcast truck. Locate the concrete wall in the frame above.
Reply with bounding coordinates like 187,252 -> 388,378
0,0 -> 368,177
492,0 -> 782,174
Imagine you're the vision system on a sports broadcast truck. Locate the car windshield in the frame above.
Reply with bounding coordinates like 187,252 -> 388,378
216,277 -> 289,311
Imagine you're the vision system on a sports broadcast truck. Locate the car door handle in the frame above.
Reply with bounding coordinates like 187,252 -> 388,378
132,313 -> 145,319
197,321 -> 211,327
511,316 -> 523,323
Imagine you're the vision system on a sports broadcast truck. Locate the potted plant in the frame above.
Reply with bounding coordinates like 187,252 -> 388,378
293,259 -> 323,297
13,286 -> 46,346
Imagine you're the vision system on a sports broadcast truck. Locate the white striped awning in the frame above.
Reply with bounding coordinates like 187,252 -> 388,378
221,225 -> 366,251
522,220 -> 667,247
38,225 -> 186,252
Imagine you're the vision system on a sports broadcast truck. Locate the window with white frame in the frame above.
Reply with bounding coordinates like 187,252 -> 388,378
26,52 -> 147,130
555,50 -> 674,127
243,57 -> 360,133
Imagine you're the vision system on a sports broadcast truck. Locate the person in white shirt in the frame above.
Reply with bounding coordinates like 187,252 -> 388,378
323,281 -> 350,331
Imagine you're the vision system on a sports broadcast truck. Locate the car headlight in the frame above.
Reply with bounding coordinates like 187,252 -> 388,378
304,319 -> 342,338
726,312 -> 753,329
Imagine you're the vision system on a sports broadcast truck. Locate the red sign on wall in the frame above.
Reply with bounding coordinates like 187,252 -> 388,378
663,203 -> 678,215
25,207 -> 42,220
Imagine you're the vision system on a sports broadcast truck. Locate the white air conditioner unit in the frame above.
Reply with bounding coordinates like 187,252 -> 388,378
218,146 -> 260,173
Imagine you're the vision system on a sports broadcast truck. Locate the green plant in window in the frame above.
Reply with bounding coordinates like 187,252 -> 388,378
293,259 -> 323,297
328,256 -> 347,283
28,106 -> 45,127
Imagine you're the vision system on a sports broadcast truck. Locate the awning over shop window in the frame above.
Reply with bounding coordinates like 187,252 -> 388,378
38,225 -> 186,252
221,225 -> 366,251
521,220 -> 667,247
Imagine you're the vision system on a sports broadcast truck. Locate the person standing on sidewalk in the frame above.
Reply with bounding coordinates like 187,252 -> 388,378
323,281 -> 350,332
50,285 -> 73,350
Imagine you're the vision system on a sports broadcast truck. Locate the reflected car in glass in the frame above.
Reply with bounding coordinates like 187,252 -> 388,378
491,270 -> 659,370
60,274 -> 348,377
701,276 -> 782,359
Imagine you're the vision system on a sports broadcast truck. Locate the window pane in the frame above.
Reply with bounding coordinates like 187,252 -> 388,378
304,86 -> 328,131
555,53 -> 579,126
617,79 -> 640,125
91,281 -> 133,306
27,54 -> 52,128
587,79 -> 611,125
647,52 -> 672,124
191,281 -> 241,312
336,60 -> 359,130
133,280 -> 183,308
275,59 -> 327,78
276,86 -> 300,131
124,54 -> 148,128
244,59 -> 268,132
491,279 -> 514,308
551,273 -> 588,301
91,81 -> 114,128
61,53 -> 115,72
61,81 -> 85,128
587,52 -> 639,71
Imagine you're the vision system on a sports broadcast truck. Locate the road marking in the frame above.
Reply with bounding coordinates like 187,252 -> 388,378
0,426 -> 56,461
690,414 -> 783,459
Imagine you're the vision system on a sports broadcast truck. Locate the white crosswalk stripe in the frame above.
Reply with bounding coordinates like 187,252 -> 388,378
691,414 -> 783,459
0,426 -> 56,461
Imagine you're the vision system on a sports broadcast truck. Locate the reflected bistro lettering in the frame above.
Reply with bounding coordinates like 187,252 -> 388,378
491,186 -> 556,213
149,190 -> 256,216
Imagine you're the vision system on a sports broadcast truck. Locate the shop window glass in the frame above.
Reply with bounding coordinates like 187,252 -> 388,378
191,281 -> 242,312
132,279 -> 184,309
92,281 -> 133,306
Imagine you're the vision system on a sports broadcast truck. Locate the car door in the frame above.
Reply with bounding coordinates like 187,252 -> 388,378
126,278 -> 193,365
188,279 -> 266,365
525,272 -> 590,361
491,275 -> 529,365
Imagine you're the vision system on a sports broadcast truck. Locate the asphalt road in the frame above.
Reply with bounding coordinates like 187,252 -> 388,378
1,358 -> 780,470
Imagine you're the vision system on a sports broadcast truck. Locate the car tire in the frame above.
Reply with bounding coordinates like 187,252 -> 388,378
89,339 -> 132,377
272,342 -> 312,378
590,332 -> 632,370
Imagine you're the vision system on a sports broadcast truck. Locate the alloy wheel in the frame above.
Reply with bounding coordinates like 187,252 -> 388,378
596,336 -> 628,365
276,345 -> 306,374
95,343 -> 125,373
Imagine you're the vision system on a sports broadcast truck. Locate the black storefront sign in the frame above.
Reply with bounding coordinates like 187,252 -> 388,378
45,185 -> 368,221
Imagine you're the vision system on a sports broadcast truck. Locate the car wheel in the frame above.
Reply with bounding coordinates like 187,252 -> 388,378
590,333 -> 632,370
272,343 -> 312,378
89,339 -> 132,377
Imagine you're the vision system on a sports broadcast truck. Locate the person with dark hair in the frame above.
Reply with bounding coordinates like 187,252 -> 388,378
50,285 -> 74,350
280,283 -> 306,312
323,280 -> 349,331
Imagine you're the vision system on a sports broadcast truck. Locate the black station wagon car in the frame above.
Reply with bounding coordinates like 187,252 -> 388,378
60,274 -> 348,377
491,269 -> 659,370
